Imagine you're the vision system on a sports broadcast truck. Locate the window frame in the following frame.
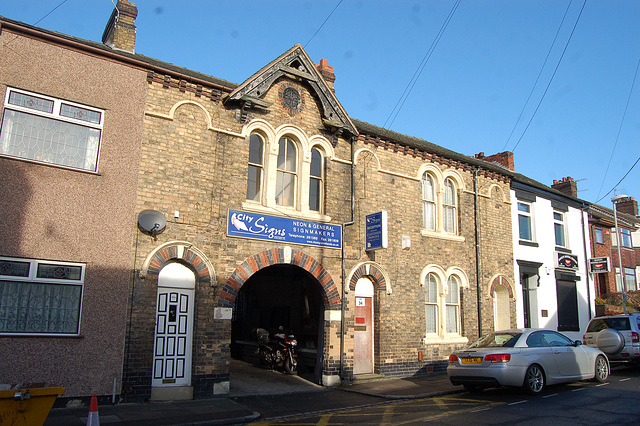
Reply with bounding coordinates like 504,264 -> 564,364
0,256 -> 85,336
594,227 -> 604,244
442,178 -> 458,234
421,173 -> 436,231
620,228 -> 632,248
553,210 -> 566,248
421,266 -> 468,344
309,147 -> 324,212
424,273 -> 439,335
0,87 -> 104,172
517,201 -> 534,242
246,133 -> 265,203
445,275 -> 460,334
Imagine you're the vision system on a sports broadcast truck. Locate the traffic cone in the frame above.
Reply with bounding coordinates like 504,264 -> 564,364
86,393 -> 100,426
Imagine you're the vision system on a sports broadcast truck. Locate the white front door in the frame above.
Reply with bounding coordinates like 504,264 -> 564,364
152,263 -> 195,388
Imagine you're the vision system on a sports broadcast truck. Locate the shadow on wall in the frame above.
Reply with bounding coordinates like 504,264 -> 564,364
0,159 -> 30,256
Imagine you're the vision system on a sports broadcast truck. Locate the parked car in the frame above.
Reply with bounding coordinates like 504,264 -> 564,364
448,329 -> 609,394
583,313 -> 640,364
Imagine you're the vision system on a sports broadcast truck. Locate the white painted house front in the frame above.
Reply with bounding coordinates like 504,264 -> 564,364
511,181 -> 596,340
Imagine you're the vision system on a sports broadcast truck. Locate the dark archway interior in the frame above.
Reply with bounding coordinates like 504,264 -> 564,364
230,264 -> 324,374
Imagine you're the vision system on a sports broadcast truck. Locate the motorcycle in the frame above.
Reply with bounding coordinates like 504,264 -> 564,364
254,327 -> 298,374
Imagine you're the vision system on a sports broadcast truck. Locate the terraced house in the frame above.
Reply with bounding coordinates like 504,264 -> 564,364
0,1 -> 518,402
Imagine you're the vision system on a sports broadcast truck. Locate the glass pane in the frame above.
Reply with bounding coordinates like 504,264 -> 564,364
0,110 -> 100,172
425,304 -> 437,334
422,174 -> 435,201
309,177 -> 320,211
553,212 -> 562,221
423,201 -> 435,230
446,305 -> 458,333
518,202 -> 530,213
285,139 -> 296,171
426,274 -> 438,303
277,138 -> 297,172
443,205 -> 455,233
246,165 -> 261,201
443,179 -> 455,205
0,260 -> 30,277
0,281 -> 81,334
518,215 -> 531,240
446,276 -> 458,303
554,223 -> 565,246
276,171 -> 295,206
310,148 -> 322,177
8,91 -> 54,113
37,264 -> 82,280
249,134 -> 263,165
60,103 -> 101,124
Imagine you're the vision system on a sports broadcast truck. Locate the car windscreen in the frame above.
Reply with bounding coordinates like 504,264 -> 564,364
468,332 -> 521,348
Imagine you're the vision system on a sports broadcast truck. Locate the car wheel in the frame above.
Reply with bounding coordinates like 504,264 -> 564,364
596,329 -> 625,355
593,355 -> 609,383
523,364 -> 545,394
463,384 -> 484,393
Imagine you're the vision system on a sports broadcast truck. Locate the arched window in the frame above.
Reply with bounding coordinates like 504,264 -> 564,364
309,148 -> 323,212
246,133 -> 264,202
425,273 -> 439,334
443,178 -> 457,233
276,137 -> 297,207
422,173 -> 436,231
445,275 -> 460,333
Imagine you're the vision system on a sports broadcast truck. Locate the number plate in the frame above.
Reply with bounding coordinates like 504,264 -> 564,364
460,357 -> 482,364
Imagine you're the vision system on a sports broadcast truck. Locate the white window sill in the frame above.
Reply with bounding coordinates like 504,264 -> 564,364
241,202 -> 332,223
420,229 -> 465,242
423,334 -> 468,345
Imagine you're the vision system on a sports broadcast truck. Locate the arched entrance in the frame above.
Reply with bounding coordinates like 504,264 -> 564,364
231,264 -> 325,381
353,277 -> 374,375
221,248 -> 339,386
151,262 -> 196,400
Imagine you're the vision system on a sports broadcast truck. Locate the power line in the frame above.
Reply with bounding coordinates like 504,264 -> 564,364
502,0 -> 573,151
595,155 -> 640,205
304,0 -> 344,49
510,0 -> 586,153
596,57 -> 640,201
383,0 -> 461,130
33,0 -> 70,26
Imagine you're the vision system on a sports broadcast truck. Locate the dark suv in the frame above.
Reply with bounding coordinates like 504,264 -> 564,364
583,313 -> 640,364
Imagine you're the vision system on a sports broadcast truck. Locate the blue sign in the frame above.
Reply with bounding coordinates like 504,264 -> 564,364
366,211 -> 388,251
227,210 -> 341,249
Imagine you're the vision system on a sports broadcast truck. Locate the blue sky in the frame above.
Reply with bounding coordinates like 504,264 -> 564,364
2,0 -> 638,206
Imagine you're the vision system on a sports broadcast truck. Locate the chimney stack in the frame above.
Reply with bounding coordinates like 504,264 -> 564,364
315,59 -> 336,92
616,196 -> 638,217
474,151 -> 514,171
102,0 -> 138,53
551,177 -> 578,198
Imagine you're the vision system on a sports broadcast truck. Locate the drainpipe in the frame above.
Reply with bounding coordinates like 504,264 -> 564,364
340,137 -> 356,381
580,203 -> 593,320
473,169 -> 483,337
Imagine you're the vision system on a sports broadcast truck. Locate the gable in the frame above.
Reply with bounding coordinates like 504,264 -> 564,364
226,44 -> 358,141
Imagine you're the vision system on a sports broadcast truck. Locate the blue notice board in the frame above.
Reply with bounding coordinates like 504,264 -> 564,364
365,211 -> 388,251
227,210 -> 341,249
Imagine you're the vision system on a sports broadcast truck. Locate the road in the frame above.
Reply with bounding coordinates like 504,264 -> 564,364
248,366 -> 640,425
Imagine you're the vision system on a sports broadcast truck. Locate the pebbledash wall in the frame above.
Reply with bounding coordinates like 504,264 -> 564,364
122,41 -> 517,399
0,19 -> 147,397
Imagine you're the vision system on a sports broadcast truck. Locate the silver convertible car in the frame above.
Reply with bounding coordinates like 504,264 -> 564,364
448,329 -> 609,394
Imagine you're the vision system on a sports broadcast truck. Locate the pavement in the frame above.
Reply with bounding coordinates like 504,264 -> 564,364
43,360 -> 461,425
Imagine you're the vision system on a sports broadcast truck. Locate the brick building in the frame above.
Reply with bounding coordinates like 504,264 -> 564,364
1,1 -> 518,402
587,196 -> 639,305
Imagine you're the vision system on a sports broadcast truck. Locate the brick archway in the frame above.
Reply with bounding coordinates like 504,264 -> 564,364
218,248 -> 339,308
140,241 -> 214,285
489,275 -> 514,298
348,262 -> 391,294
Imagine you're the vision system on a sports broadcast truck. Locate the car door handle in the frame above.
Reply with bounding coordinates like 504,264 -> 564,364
553,350 -> 561,354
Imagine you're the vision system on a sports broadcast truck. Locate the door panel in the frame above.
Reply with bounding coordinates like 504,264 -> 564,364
354,296 -> 373,374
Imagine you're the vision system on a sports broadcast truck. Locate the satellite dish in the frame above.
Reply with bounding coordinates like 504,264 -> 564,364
138,209 -> 167,235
